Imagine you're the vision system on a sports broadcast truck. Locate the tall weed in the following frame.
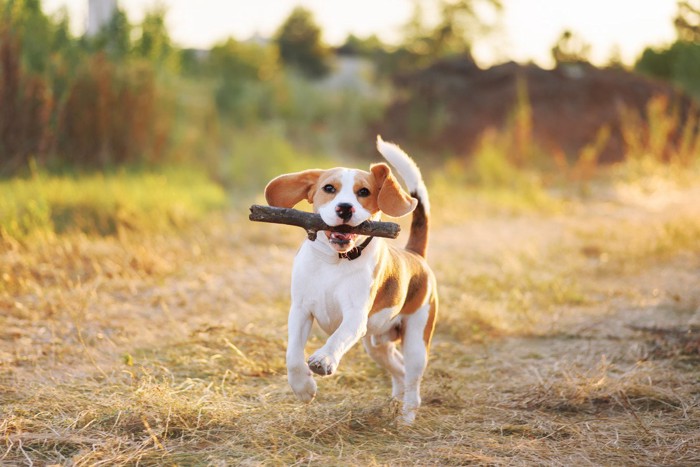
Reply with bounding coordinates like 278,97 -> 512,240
57,54 -> 171,167
618,95 -> 700,176
0,25 -> 53,173
431,81 -> 557,217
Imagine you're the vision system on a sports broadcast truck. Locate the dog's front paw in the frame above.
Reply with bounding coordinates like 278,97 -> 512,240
288,366 -> 317,403
307,352 -> 337,376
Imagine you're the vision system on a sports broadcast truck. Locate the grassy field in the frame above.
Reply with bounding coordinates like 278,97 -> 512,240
0,168 -> 227,240
1,166 -> 700,465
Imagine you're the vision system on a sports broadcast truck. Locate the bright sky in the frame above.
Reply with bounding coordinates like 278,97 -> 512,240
43,0 -> 678,68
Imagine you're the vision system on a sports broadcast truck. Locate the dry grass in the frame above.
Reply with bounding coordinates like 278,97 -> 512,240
2,178 -> 700,465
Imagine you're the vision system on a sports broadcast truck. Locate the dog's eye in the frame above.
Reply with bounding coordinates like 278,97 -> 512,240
357,188 -> 371,198
323,184 -> 336,194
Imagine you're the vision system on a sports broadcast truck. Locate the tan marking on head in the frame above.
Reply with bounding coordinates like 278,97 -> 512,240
265,169 -> 324,208
353,171 -> 381,214
310,169 -> 345,209
370,163 -> 417,218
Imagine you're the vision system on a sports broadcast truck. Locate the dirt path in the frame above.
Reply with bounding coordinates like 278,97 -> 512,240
1,188 -> 699,465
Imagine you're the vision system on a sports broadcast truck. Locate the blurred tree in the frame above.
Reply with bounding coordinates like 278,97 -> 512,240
551,30 -> 592,65
51,7 -> 72,53
0,21 -> 52,172
431,0 -> 501,56
674,0 -> 700,42
337,34 -> 386,57
274,6 -> 330,79
90,7 -> 131,60
179,48 -> 201,75
636,46 -> 673,80
337,33 -> 401,78
382,0 -> 502,74
410,1 -> 501,55
635,1 -> 700,98
1,0 -> 53,73
209,38 -> 279,82
208,37 -> 281,120
605,45 -> 624,69
135,6 -> 178,70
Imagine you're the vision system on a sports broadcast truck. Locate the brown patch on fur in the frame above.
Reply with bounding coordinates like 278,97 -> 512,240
406,198 -> 429,258
369,245 -> 431,317
423,287 -> 438,348
403,268 -> 429,315
371,274 -> 400,313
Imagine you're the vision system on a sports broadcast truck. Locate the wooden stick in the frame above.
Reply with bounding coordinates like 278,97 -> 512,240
249,205 -> 401,241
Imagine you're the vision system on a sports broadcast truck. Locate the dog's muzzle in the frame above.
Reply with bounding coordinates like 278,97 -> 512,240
329,231 -> 357,246
335,203 -> 354,222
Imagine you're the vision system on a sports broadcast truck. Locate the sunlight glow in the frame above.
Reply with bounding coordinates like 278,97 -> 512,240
42,0 -> 678,67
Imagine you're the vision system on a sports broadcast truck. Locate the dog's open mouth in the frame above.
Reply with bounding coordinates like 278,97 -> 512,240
327,231 -> 357,251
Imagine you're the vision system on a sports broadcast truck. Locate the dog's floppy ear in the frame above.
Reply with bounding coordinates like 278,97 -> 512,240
265,170 -> 324,208
370,163 -> 417,217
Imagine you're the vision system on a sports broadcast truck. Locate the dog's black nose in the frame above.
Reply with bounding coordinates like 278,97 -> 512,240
335,203 -> 354,221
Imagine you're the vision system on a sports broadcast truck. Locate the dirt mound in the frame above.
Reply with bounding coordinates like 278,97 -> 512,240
378,57 -> 698,163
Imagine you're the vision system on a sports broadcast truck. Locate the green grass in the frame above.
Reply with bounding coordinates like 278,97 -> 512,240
0,167 -> 227,240
221,125 -> 334,192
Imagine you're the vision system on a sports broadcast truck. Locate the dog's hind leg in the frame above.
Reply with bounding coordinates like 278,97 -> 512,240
399,302 -> 431,424
362,335 -> 405,398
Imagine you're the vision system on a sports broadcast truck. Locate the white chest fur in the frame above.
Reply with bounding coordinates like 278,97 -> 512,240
291,239 -> 378,335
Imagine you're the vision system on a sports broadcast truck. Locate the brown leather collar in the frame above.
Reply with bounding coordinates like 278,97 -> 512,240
339,236 -> 374,261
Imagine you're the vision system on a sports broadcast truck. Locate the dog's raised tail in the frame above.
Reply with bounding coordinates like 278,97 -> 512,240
376,135 -> 430,258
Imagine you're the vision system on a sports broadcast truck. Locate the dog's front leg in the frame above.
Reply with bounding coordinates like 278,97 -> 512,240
287,305 -> 317,402
308,305 -> 368,376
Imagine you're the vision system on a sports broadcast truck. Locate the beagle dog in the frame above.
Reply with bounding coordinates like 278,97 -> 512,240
264,136 -> 438,424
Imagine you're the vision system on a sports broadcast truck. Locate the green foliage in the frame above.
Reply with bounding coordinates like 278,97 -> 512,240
670,42 -> 700,97
209,38 -> 281,118
636,47 -> 673,80
274,6 -> 330,79
210,38 -> 279,82
636,41 -> 700,98
636,2 -> 700,99
89,7 -> 131,60
222,126 -> 329,192
134,6 -> 179,71
395,0 -> 502,72
0,167 -> 227,239
208,51 -> 384,163
0,3 -> 182,173
0,1 -> 384,177
338,34 -> 386,56
1,0 -> 53,73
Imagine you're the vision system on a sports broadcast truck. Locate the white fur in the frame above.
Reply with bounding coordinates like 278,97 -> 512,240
286,233 -> 432,424
363,335 -> 405,398
400,299 -> 430,424
376,136 -> 430,215
283,139 -> 434,424
286,236 -> 378,384
317,169 -> 372,227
